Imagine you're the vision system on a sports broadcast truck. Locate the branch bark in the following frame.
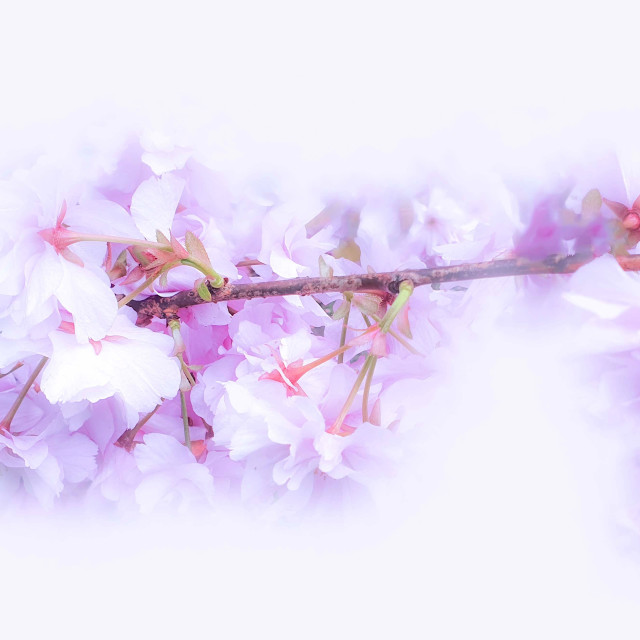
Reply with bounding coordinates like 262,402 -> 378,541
127,253 -> 640,321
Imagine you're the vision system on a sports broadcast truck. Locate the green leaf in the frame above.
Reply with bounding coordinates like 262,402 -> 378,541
156,230 -> 171,245
353,294 -> 381,316
185,231 -> 213,270
170,233 -> 189,259
581,188 -> 602,218
197,279 -> 212,302
332,301 -> 350,321
318,255 -> 333,278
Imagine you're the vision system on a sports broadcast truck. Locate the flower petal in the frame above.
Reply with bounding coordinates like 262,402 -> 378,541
130,173 -> 185,240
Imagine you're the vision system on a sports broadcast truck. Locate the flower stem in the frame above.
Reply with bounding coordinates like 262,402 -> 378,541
179,259 -> 224,287
370,314 -> 422,355
73,234 -> 171,250
0,356 -> 48,432
178,354 -> 196,386
180,390 -> 191,450
337,293 -> 352,364
115,403 -> 162,451
117,272 -> 164,308
362,356 -> 378,423
379,280 -> 414,334
304,348 -> 344,372
328,354 -> 376,435
132,404 -> 161,438
0,362 -> 24,379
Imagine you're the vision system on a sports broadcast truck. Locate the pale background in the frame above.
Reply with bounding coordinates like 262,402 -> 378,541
1,1 -> 640,637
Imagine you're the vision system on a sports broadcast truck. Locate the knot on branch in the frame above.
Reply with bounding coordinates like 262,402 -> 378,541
387,272 -> 419,294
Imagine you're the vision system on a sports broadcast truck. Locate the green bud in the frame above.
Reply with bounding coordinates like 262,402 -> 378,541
197,279 -> 212,302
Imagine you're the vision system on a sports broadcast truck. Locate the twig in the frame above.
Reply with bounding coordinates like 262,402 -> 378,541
127,253 -> 640,320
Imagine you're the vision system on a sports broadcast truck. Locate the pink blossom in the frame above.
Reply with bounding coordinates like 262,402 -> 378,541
40,313 -> 181,412
0,385 -> 97,508
133,433 -> 215,513
4,125 -> 640,523
257,197 -> 335,278
0,181 -> 138,343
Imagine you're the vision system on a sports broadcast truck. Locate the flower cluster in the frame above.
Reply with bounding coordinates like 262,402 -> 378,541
2,131 -> 640,519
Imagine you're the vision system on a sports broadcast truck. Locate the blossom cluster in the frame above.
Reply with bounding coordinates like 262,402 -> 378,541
1,132 -> 640,519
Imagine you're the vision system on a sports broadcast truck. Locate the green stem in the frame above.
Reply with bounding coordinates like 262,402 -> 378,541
117,269 -> 168,308
297,342 -> 354,376
179,259 -> 224,287
362,356 -> 378,423
379,280 -> 414,334
329,354 -> 375,435
180,390 -> 191,450
371,313 -> 422,356
178,354 -> 196,386
0,356 -> 49,431
73,234 -> 171,250
337,293 -> 352,364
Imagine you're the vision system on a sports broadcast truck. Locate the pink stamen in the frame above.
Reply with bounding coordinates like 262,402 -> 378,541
259,342 -> 354,396
38,201 -> 85,266
56,200 -> 67,226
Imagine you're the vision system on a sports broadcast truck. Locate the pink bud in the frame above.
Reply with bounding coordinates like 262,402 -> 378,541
623,212 -> 640,231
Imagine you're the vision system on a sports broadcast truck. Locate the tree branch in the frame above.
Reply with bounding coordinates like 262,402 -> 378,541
127,253 -> 640,321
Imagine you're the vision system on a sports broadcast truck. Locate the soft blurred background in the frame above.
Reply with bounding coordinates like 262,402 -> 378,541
2,1 -> 640,637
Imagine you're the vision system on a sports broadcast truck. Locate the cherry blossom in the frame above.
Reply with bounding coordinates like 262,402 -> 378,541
0,181 -> 136,344
2,129 -> 640,526
133,433 -> 215,513
40,313 -> 181,412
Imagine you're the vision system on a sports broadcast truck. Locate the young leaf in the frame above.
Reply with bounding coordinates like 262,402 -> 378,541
156,230 -> 171,245
170,233 -> 189,259
196,278 -> 212,302
332,301 -> 350,321
318,255 -> 334,278
353,293 -> 382,317
185,230 -> 214,270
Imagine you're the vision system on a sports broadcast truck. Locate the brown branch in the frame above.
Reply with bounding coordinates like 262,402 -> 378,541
127,253 -> 640,321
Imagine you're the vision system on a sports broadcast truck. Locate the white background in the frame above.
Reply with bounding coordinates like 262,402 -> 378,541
2,1 -> 640,637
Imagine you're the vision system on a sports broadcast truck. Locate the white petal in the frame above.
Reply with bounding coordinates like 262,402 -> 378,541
269,245 -> 301,279
130,173 -> 185,240
40,315 -> 181,412
68,200 -> 144,239
24,247 -> 64,319
134,433 -> 194,472
49,432 -> 98,482
140,130 -> 192,175
566,255 -> 640,318
57,260 -> 118,343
